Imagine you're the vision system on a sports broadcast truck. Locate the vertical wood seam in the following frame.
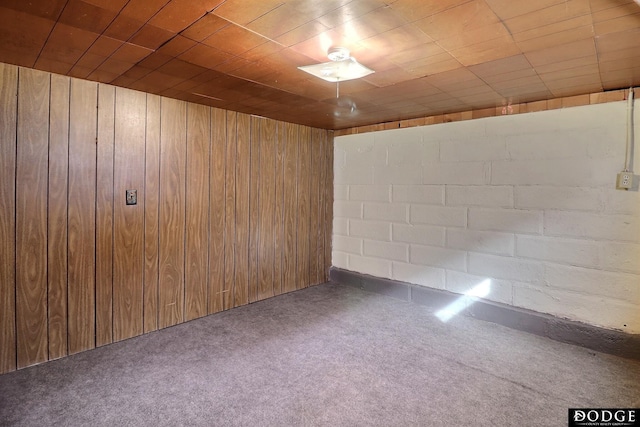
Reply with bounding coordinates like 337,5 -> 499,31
206,106 -> 211,314
13,67 -> 20,369
110,87 -> 116,344
183,104 -> 188,321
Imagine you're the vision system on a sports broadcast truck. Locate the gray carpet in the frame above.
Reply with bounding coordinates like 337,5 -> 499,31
1,283 -> 639,427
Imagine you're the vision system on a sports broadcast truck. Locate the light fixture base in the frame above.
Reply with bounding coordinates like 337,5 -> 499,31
327,47 -> 350,62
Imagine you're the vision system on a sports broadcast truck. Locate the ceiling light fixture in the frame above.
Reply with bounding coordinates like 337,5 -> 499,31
298,47 -> 374,84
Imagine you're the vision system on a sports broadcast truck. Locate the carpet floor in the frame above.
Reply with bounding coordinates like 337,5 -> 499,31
1,282 -> 639,426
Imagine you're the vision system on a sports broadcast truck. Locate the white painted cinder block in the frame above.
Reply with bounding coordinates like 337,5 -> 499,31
544,264 -> 640,302
440,136 -> 508,162
332,251 -> 349,269
484,102 -> 625,136
445,270 -> 513,305
514,186 -> 601,211
410,245 -> 467,271
349,219 -> 391,241
387,139 -> 439,167
349,184 -> 391,202
333,102 -> 640,332
410,205 -> 467,227
363,240 -> 409,262
544,211 -> 640,243
513,284 -> 639,333
333,200 -> 362,219
334,137 -> 376,184
374,126 -> 423,147
363,202 -> 408,222
491,158 -> 619,187
516,235 -> 600,269
333,235 -> 362,255
334,164 -> 374,185
334,184 -> 349,201
349,254 -> 391,278
423,161 -> 491,185
600,242 -> 640,274
333,217 -> 348,236
446,185 -> 513,208
446,229 -> 515,256
392,262 -> 445,288
374,164 -> 422,184
392,185 -> 444,205
586,128 -> 627,159
468,252 -> 544,283
468,208 -> 542,234
601,189 -> 640,215
392,224 -> 445,246
506,130 -> 589,160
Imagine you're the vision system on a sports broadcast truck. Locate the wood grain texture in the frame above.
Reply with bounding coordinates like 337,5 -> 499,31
48,74 -> 70,359
113,87 -> 146,341
324,132 -> 334,281
0,63 -> 17,374
96,83 -> 114,347
144,94 -> 161,333
282,122 -> 298,294
67,78 -> 97,355
223,111 -> 236,310
273,122 -> 285,296
185,103 -> 210,321
315,129 -> 327,284
296,126 -> 311,290
234,112 -> 250,308
308,128 -> 320,286
158,97 -> 187,329
0,64 -> 335,373
16,67 -> 50,369
258,118 -> 276,300
248,117 -> 260,303
209,108 -> 226,314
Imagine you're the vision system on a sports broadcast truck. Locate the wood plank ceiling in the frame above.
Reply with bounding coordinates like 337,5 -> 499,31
0,0 -> 639,130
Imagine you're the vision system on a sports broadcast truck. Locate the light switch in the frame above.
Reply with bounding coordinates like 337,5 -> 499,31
126,189 -> 137,205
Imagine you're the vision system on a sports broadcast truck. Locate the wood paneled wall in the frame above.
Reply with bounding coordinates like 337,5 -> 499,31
0,63 -> 333,374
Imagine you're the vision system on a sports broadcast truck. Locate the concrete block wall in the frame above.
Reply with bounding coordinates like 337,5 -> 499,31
333,101 -> 640,333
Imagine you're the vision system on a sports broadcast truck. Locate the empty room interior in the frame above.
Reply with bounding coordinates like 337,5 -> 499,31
1,0 -> 640,426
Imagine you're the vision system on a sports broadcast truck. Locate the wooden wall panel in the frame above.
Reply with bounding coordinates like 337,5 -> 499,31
258,118 -> 276,301
1,64 -> 335,373
308,128 -> 320,286
159,97 -> 187,329
68,78 -> 97,355
185,103 -> 210,321
16,68 -> 49,369
223,112 -> 237,310
313,128 -> 326,285
144,94 -> 161,333
48,74 -> 70,359
234,113 -> 251,308
324,132 -> 334,281
273,122 -> 285,296
297,126 -> 311,290
209,108 -> 226,314
96,84 -> 115,347
113,88 -> 146,341
248,118 -> 261,303
282,123 -> 299,294
0,63 -> 17,374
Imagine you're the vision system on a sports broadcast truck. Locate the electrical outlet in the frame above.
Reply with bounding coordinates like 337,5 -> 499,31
126,189 -> 137,205
616,172 -> 633,190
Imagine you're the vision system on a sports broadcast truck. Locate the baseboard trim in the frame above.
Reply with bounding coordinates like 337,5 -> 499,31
329,267 -> 640,360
